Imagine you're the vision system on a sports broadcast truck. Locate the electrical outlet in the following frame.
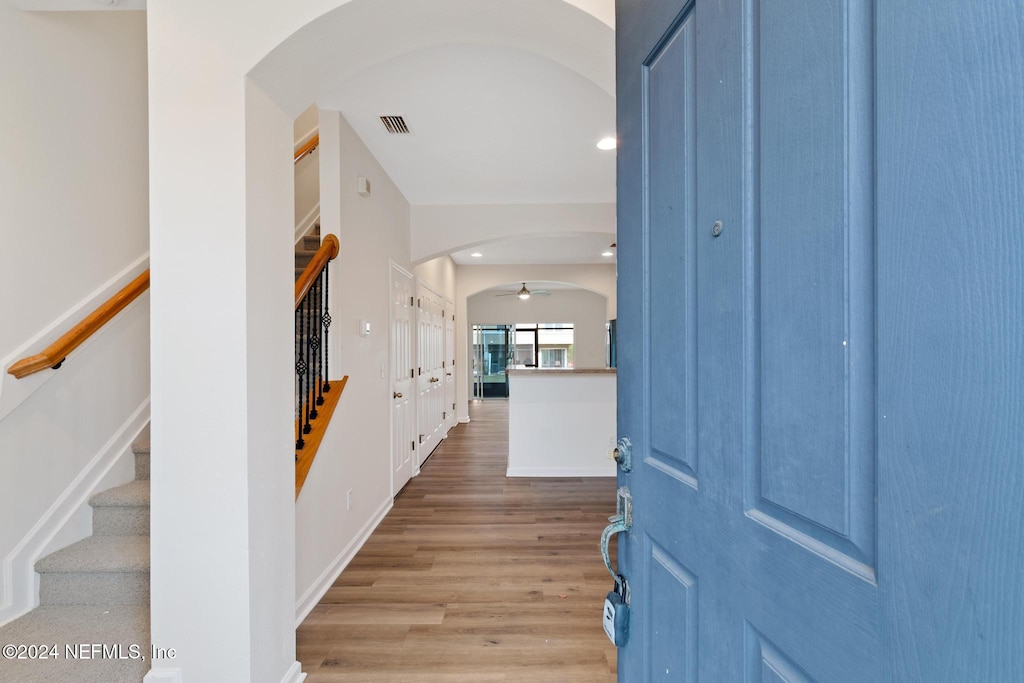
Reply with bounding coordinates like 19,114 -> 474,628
346,489 -> 353,511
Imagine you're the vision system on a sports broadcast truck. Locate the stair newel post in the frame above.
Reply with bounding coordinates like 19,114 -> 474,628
303,286 -> 313,434
322,263 -> 332,394
295,305 -> 305,451
314,270 -> 324,407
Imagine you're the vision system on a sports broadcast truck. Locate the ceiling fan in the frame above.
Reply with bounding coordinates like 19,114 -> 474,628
495,282 -> 551,300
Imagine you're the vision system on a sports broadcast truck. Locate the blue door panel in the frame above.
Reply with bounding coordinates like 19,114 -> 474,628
756,0 -> 872,540
646,8 -> 698,485
745,623 -> 816,683
645,540 -> 698,682
745,0 -> 877,573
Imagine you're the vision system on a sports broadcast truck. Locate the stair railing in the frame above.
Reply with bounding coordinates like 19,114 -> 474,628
294,234 -> 339,453
7,270 -> 150,379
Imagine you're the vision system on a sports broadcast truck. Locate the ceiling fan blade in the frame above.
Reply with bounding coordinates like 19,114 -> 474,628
531,290 -> 551,296
495,292 -> 519,297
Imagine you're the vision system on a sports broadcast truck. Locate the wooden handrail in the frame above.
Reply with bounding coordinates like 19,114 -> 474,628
294,134 -> 319,163
295,234 -> 339,310
8,270 -> 150,379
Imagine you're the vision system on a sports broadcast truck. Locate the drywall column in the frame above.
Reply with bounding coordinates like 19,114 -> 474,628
147,3 -> 300,681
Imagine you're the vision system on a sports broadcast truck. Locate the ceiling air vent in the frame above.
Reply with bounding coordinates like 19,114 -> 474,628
380,115 -> 411,134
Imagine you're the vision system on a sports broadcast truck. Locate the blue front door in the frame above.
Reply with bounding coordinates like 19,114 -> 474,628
616,0 -> 1024,680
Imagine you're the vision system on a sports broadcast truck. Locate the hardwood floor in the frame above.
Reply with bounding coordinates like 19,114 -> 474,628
297,400 -> 619,682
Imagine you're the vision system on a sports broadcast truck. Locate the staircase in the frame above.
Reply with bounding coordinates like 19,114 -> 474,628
0,427 -> 152,682
295,222 -> 321,281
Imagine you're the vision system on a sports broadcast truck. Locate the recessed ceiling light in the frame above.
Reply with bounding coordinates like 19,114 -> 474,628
601,251 -> 614,257
471,252 -> 483,258
597,137 -> 617,150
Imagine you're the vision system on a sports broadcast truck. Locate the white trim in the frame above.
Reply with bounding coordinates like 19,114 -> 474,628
280,661 -> 307,683
294,497 -> 392,626
143,668 -> 183,683
0,253 -> 150,421
0,398 -> 150,626
459,417 -> 471,423
505,465 -> 616,478
294,202 -> 321,245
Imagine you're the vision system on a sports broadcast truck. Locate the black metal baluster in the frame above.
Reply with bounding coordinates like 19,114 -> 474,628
309,275 -> 320,419
303,287 -> 312,435
314,271 -> 324,407
322,264 -> 332,393
295,305 -> 306,451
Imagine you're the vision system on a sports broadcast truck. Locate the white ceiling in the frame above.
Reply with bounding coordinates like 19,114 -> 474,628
320,43 -> 616,206
450,232 -> 616,265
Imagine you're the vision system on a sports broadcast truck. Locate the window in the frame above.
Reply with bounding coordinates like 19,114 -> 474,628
539,348 -> 568,368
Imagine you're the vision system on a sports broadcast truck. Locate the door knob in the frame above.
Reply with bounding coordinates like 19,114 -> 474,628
393,392 -> 403,399
613,437 -> 633,473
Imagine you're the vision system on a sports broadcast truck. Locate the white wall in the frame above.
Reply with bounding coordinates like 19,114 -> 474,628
0,6 -> 150,623
414,255 -> 457,302
468,288 -> 608,369
295,109 -> 412,621
455,263 -> 615,422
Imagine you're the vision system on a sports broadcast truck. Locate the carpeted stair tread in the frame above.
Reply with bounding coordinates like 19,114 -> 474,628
35,536 -> 149,574
90,480 -> 149,508
0,605 -> 149,682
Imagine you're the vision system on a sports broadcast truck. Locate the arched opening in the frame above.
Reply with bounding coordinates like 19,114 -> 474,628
147,1 -> 615,679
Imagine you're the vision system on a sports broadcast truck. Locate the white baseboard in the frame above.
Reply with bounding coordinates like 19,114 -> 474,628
459,417 -> 471,424
0,253 -> 149,421
144,669 -> 182,683
294,497 -> 393,626
281,661 -> 307,683
294,203 -> 320,245
506,465 -> 616,478
0,399 -> 150,627
144,660 -> 302,682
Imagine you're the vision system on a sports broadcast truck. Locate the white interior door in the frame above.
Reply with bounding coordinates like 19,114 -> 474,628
389,264 -> 415,495
416,282 -> 445,463
444,299 -> 455,432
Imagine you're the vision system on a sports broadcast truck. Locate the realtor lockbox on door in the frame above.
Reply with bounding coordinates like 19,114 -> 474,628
603,574 -> 630,647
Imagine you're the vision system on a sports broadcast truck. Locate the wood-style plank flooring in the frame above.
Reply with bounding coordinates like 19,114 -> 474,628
297,400 -> 618,682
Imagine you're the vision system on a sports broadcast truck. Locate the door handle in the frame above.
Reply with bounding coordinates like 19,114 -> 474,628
446,372 -> 452,376
393,392 -> 403,399
600,487 -> 633,584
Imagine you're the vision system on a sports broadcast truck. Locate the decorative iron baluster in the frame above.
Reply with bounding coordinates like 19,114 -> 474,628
323,264 -> 332,393
295,305 -> 306,451
315,270 -> 324,407
308,273 -> 320,420
303,284 -> 312,435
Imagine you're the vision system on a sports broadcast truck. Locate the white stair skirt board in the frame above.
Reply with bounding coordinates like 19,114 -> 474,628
294,497 -> 392,626
0,399 -> 150,627
0,253 -> 149,421
281,661 -> 307,683
294,203 -> 320,245
144,668 -> 182,683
